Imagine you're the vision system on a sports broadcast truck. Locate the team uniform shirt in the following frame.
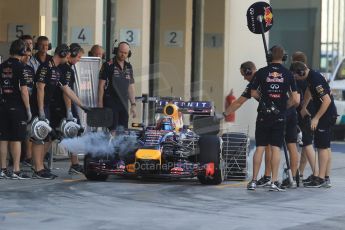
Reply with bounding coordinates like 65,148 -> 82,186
51,62 -> 76,108
0,58 -> 29,141
49,62 -> 80,130
23,64 -> 35,96
252,63 -> 297,116
306,69 -> 337,148
33,53 -> 53,66
99,59 -> 134,108
0,58 -> 28,105
306,69 -> 337,121
31,59 -> 67,112
241,78 -> 255,99
251,63 -> 297,147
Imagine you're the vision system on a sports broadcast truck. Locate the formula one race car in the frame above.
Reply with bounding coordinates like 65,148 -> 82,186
83,96 -> 249,185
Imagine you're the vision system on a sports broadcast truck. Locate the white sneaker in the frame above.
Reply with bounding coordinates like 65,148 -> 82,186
269,181 -> 286,192
247,180 -> 257,190
0,169 -> 10,179
10,171 -> 31,180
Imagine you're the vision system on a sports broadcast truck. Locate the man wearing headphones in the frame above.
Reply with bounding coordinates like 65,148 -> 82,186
290,61 -> 337,188
30,44 -> 88,179
291,52 -> 319,185
0,39 -> 31,179
97,41 -> 137,131
223,61 -> 273,188
52,43 -> 85,174
248,45 -> 299,191
33,36 -> 52,66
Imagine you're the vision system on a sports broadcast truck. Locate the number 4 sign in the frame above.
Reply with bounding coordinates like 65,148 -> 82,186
71,26 -> 93,44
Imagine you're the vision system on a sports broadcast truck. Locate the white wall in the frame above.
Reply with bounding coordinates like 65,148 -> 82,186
224,0 -> 270,138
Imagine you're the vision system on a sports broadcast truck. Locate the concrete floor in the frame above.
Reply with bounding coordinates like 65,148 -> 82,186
0,142 -> 344,230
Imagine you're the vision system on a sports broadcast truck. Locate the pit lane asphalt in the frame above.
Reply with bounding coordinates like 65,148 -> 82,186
1,143 -> 344,230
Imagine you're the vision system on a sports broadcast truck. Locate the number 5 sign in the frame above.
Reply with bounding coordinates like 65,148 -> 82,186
7,24 -> 32,42
71,26 -> 93,44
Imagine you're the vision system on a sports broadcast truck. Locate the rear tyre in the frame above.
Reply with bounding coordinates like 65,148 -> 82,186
84,154 -> 109,181
197,135 -> 224,185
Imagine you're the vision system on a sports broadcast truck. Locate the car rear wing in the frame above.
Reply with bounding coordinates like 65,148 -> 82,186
155,100 -> 214,116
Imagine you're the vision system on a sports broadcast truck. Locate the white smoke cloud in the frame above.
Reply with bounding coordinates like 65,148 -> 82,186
60,131 -> 139,156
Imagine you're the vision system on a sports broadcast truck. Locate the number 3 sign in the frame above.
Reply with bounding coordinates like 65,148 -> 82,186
119,29 -> 141,46
71,26 -> 93,44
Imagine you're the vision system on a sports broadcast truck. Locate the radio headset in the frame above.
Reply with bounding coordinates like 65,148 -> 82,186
112,39 -> 132,58
266,45 -> 288,63
55,44 -> 70,58
69,43 -> 82,58
10,39 -> 27,56
244,67 -> 252,76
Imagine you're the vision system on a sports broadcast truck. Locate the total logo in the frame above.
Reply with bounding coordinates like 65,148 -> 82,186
270,84 -> 279,90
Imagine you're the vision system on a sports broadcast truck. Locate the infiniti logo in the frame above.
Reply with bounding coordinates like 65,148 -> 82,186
270,84 -> 279,89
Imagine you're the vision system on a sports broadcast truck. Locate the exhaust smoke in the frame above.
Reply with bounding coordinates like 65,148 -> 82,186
60,131 -> 139,157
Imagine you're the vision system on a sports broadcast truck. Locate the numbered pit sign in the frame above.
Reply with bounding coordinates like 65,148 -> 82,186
119,29 -> 141,46
204,33 -> 223,48
164,31 -> 183,48
71,27 -> 93,45
7,24 -> 32,42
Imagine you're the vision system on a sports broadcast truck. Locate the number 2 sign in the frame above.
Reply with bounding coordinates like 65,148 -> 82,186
164,31 -> 183,47
71,26 -> 93,44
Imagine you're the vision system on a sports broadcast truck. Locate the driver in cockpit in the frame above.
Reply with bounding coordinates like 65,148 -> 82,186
156,116 -> 175,131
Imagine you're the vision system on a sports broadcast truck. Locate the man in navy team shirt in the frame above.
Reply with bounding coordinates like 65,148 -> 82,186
248,45 -> 300,191
290,61 -> 337,188
0,39 -> 31,179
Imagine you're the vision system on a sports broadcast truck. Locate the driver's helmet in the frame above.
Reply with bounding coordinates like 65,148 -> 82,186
158,116 -> 175,131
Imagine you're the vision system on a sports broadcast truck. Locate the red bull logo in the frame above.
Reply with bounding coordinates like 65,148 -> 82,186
264,6 -> 273,27
266,72 -> 283,83
269,72 -> 282,78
